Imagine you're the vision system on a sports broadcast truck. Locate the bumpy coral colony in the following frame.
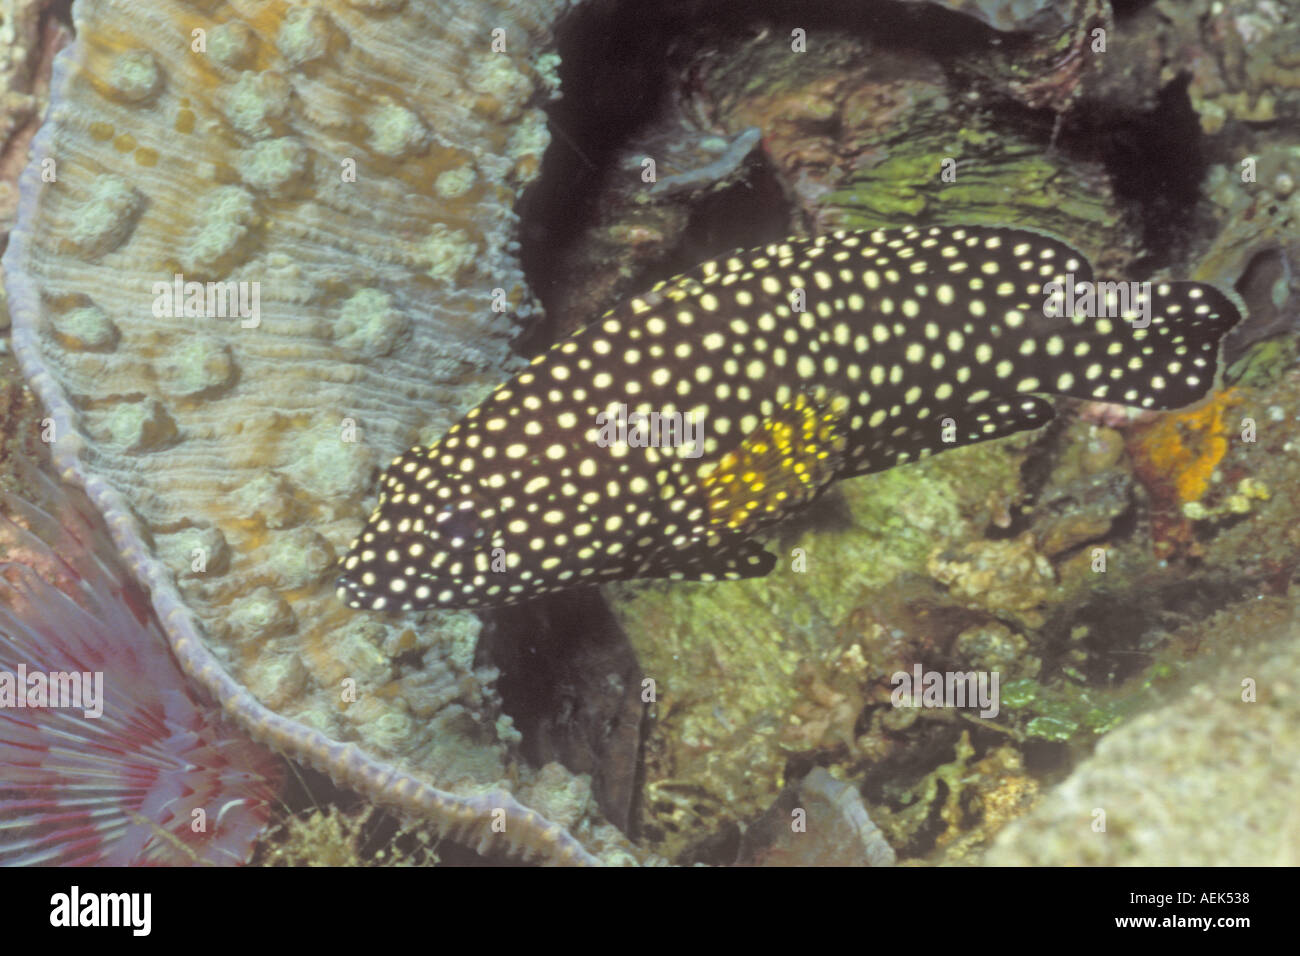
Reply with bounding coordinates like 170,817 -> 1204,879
338,224 -> 1241,611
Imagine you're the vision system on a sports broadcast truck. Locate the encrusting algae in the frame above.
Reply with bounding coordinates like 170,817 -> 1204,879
1127,388 -> 1242,557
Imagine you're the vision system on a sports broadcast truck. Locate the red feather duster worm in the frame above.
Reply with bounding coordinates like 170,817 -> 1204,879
0,463 -> 283,864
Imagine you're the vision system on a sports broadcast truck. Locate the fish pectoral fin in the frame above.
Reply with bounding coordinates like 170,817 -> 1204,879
840,395 -> 1057,479
697,390 -> 852,533
633,535 -> 777,582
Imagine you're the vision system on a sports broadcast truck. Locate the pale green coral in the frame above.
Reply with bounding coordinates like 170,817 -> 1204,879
102,399 -> 177,452
221,72 -> 291,139
367,102 -> 429,158
434,165 -> 478,200
243,646 -> 307,712
182,186 -> 258,275
155,525 -> 231,581
360,708 -> 417,755
328,625 -> 394,687
466,56 -> 533,120
228,587 -> 296,643
155,337 -> 235,397
242,472 -> 305,530
532,51 -> 562,95
106,49 -> 160,102
238,137 -> 309,196
263,528 -> 336,590
335,288 -> 409,357
421,223 -> 478,282
51,305 -> 117,350
276,6 -> 330,66
284,432 -> 374,503
209,21 -> 255,68
424,609 -> 480,674
68,177 -> 144,258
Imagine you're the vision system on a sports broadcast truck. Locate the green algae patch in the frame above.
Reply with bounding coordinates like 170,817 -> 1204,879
826,135 -> 1118,253
997,677 -> 1134,745
1226,338 -> 1296,389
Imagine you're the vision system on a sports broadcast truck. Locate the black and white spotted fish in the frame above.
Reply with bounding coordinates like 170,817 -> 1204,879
337,225 -> 1241,611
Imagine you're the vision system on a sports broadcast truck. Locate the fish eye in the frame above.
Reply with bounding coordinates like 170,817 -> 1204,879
435,503 -> 483,547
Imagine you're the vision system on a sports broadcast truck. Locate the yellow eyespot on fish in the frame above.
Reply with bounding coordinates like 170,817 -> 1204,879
337,225 -> 1242,611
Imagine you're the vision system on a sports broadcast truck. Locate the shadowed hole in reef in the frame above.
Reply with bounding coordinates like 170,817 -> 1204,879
1057,74 -> 1207,270
1030,573 -> 1250,694
46,0 -> 74,28
476,589 -> 644,834
1020,737 -> 1071,775
1225,246 -> 1300,365
1110,0 -> 1160,16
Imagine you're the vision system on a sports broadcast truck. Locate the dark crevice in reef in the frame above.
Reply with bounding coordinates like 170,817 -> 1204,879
1108,0 -> 1160,18
1019,737 -> 1072,775
1039,573 -> 1250,688
477,589 -> 644,833
1106,76 -> 1208,269
677,821 -> 743,866
516,0 -> 681,323
1224,246 -> 1300,364
1058,74 -> 1209,270
657,157 -> 793,280
46,0 -> 74,29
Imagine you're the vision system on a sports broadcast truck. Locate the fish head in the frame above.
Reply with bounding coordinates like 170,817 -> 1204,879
336,448 -> 501,611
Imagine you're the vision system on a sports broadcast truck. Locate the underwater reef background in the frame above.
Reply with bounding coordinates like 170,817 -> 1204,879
1,0 -> 1299,865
